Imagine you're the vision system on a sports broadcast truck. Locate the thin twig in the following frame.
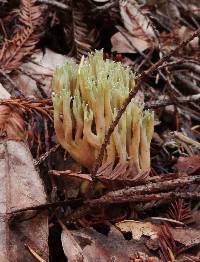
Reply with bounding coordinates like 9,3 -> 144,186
90,0 -> 117,12
33,144 -> 60,166
145,94 -> 200,109
150,217 -> 184,226
36,0 -> 70,10
92,27 -> 200,175
91,175 -> 200,203
7,175 -> 200,221
0,70 -> 24,97
69,192 -> 200,221
25,245 -> 47,262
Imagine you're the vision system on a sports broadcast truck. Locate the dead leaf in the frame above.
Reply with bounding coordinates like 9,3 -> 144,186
111,0 -> 156,53
116,220 -> 200,254
120,0 -> 155,39
111,29 -> 150,53
178,26 -> 199,49
0,140 -> 48,261
160,26 -> 199,53
0,104 -> 25,140
116,220 -> 158,240
173,155 -> 200,174
171,227 -> 200,248
193,210 -> 200,228
5,49 -> 69,98
61,224 -> 86,262
0,84 -> 25,141
61,226 -> 154,262
0,83 -> 10,99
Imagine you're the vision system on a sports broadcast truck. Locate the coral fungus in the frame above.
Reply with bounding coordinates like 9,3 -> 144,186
52,50 -> 154,176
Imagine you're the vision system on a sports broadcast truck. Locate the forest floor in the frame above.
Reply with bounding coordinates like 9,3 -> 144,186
0,0 -> 200,261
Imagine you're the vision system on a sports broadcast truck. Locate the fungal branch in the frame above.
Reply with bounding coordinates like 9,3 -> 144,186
52,50 -> 154,177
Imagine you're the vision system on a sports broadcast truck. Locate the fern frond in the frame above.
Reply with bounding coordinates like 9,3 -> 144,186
0,0 -> 43,72
166,199 -> 193,225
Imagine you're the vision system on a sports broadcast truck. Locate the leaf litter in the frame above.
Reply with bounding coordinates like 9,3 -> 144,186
0,0 -> 200,261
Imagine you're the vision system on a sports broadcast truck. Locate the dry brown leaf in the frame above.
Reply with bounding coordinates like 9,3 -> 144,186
173,155 -> 200,175
62,226 -> 154,262
9,49 -> 69,98
116,220 -> 200,252
0,104 -> 25,140
0,84 -> 26,141
120,0 -> 155,39
0,83 -> 10,99
171,227 -> 200,248
61,225 -> 86,262
111,0 -> 156,53
0,140 -> 48,261
116,220 -> 158,241
160,26 -> 199,53
111,28 -> 150,53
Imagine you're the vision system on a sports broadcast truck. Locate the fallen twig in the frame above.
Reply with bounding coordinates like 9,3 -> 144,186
145,94 -> 200,109
0,69 -> 24,97
7,175 -> 200,221
34,144 -> 60,166
36,0 -> 70,10
90,175 -> 200,203
69,192 -> 200,221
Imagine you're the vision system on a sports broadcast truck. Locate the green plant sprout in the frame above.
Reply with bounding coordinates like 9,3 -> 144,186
52,50 -> 154,176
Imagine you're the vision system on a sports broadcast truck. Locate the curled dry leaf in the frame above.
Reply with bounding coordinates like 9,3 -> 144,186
111,0 -> 156,53
120,0 -> 155,38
